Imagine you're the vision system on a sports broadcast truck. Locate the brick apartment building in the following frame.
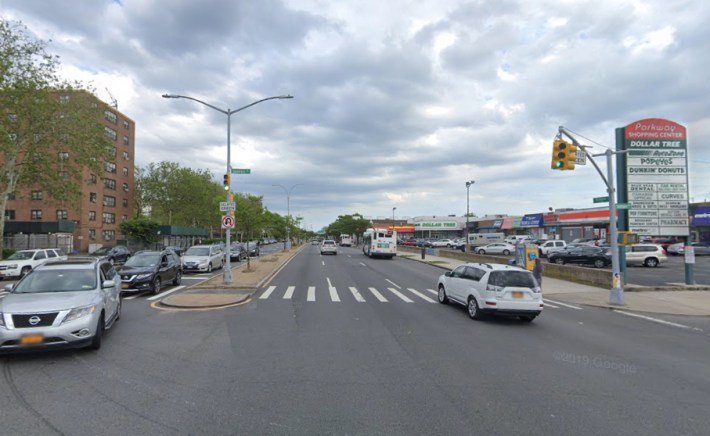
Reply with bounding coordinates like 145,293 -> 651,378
3,97 -> 135,253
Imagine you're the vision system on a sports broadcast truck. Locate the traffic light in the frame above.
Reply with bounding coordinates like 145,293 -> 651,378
551,138 -> 578,170
223,173 -> 230,191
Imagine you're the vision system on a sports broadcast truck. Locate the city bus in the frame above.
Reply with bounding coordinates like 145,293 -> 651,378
362,228 -> 397,259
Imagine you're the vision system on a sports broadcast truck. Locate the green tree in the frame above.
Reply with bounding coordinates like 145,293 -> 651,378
119,216 -> 160,246
136,161 -> 222,228
327,213 -> 372,244
0,20 -> 113,253
234,193 -> 266,269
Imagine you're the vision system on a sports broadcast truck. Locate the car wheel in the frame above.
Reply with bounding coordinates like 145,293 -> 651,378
88,313 -> 104,350
151,277 -> 162,295
467,297 -> 481,320
503,249 -> 511,255
645,257 -> 659,268
554,258 -> 565,265
594,259 -> 606,268
207,263 -> 213,273
437,285 -> 448,304
173,270 -> 182,286
20,266 -> 32,278
477,249 -> 486,255
519,315 -> 536,322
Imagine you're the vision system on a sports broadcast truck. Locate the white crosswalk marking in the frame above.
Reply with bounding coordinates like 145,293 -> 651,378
368,287 -> 388,302
283,286 -> 295,299
329,287 -> 341,302
407,288 -> 436,303
307,286 -> 316,302
260,286 -> 276,299
387,287 -> 414,303
349,287 -> 366,302
425,288 -> 437,296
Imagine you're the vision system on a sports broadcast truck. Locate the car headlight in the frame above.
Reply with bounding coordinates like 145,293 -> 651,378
7,264 -> 17,269
61,305 -> 97,325
135,273 -> 153,280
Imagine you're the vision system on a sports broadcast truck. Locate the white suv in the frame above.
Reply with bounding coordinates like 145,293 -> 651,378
625,244 -> 667,267
437,263 -> 543,322
0,248 -> 69,279
537,240 -> 567,257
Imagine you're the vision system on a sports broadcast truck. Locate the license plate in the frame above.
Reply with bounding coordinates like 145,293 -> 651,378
121,283 -> 130,289
511,291 -> 523,299
21,334 -> 44,345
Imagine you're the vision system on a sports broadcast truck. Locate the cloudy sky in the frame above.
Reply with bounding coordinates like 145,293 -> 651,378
3,0 -> 709,231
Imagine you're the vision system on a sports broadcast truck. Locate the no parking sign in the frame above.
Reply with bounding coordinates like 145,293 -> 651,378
221,215 -> 235,229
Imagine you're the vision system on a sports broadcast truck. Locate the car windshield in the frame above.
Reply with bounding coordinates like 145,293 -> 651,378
7,251 -> 36,260
12,269 -> 97,293
488,271 -> 536,288
124,254 -> 160,267
92,246 -> 111,255
185,247 -> 209,256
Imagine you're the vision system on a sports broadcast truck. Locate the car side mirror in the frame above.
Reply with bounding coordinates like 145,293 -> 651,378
4,283 -> 14,291
444,271 -> 452,277
102,280 -> 116,289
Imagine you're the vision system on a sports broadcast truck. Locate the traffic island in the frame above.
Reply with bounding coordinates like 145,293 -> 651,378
154,244 -> 306,310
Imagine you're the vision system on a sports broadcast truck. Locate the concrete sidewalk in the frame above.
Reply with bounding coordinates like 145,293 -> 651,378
397,251 -> 710,316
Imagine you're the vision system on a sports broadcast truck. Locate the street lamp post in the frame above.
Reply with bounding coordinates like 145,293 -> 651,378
273,184 -> 301,250
162,93 -> 293,284
465,180 -> 475,253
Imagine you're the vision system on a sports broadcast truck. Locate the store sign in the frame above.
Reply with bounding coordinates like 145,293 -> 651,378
414,221 -> 460,231
493,219 -> 503,228
520,214 -> 543,228
624,118 -> 689,237
692,206 -> 710,226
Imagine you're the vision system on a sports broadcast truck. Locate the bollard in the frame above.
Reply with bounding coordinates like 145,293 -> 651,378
421,247 -> 426,259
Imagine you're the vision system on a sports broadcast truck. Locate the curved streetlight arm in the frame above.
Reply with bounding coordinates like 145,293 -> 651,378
162,94 -> 293,116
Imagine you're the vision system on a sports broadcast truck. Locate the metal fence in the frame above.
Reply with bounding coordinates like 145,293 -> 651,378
3,233 -> 74,253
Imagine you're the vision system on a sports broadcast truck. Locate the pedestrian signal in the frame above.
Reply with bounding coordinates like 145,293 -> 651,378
551,138 -> 577,170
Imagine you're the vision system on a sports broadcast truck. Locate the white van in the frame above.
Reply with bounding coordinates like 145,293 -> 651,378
340,235 -> 353,247
468,233 -> 505,248
504,235 -> 531,245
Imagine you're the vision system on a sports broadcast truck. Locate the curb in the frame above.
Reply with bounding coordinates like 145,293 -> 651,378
159,292 -> 250,309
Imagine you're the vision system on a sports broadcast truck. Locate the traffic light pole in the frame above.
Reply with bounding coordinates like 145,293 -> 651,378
558,127 -> 627,305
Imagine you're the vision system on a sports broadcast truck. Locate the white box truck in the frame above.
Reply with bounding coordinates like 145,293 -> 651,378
467,233 -> 505,248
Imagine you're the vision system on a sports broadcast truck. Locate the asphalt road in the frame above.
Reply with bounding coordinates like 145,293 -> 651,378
1,244 -> 709,435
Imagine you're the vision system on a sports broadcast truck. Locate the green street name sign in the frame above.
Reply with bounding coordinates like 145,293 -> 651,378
231,168 -> 251,174
593,196 -> 609,203
616,203 -> 632,210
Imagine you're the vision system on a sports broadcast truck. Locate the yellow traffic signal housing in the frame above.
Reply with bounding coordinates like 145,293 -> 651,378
551,138 -> 577,170
223,173 -> 230,191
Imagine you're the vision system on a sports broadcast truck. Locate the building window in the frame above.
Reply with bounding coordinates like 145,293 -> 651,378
121,215 -> 128,222
89,229 -> 96,240
123,135 -> 129,146
122,183 -> 129,192
104,179 -> 116,190
109,146 -> 117,158
31,191 -> 43,200
4,210 -> 15,220
123,120 -> 129,130
105,127 -> 117,141
56,210 -> 68,220
122,198 -> 128,208
104,110 -> 117,124
103,196 -> 116,207
89,211 -> 96,221
104,162 -> 117,173
123,151 -> 129,160
122,167 -> 129,176
103,230 -> 115,241
90,192 -> 97,203
58,151 -> 69,162
90,174 -> 97,184
102,212 -> 116,224
31,210 -> 42,220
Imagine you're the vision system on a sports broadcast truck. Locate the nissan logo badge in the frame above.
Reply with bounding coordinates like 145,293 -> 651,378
29,315 -> 41,326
